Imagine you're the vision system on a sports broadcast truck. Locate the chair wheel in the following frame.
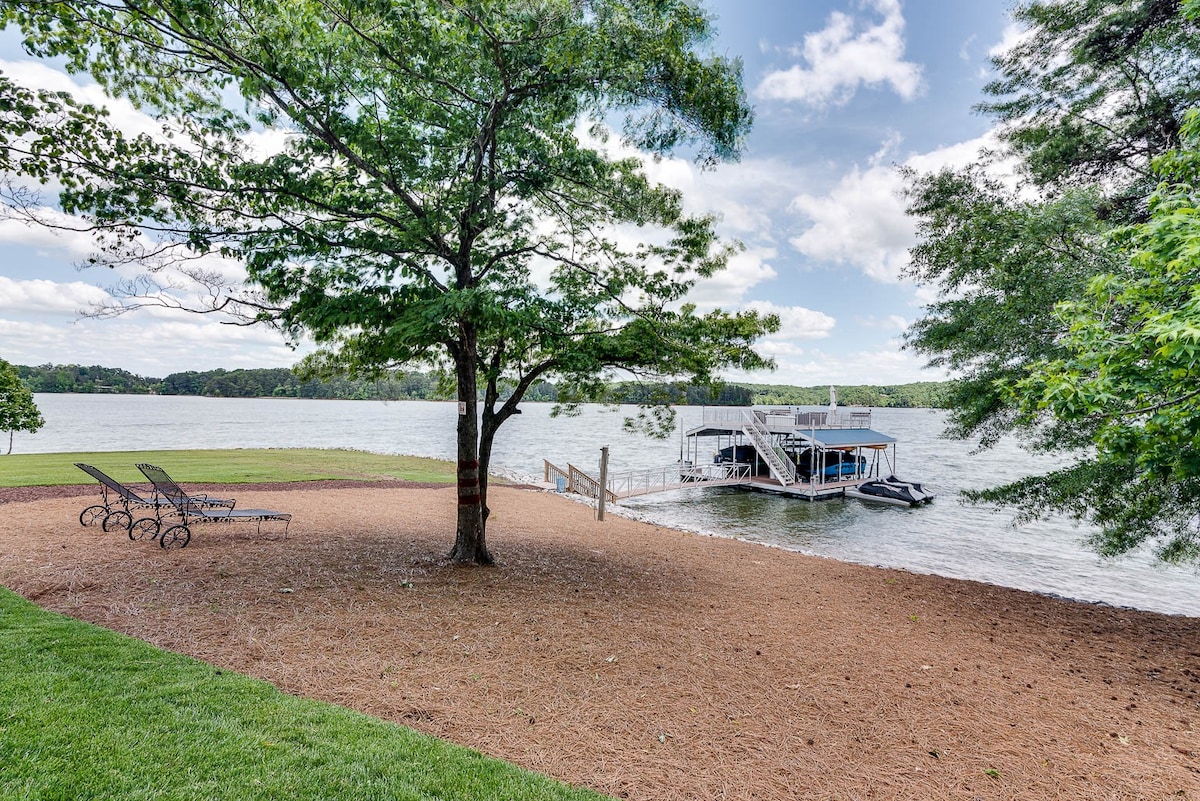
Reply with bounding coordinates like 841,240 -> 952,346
160,524 -> 191,549
102,510 -> 132,533
129,517 -> 161,542
79,505 -> 107,527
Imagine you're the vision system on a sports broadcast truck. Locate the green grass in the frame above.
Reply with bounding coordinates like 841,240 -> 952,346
0,587 -> 608,801
0,448 -> 458,487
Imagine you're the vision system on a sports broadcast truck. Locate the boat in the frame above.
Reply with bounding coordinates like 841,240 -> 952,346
844,475 -> 934,507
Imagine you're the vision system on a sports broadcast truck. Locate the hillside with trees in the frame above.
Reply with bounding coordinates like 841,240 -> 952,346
17,363 -> 948,408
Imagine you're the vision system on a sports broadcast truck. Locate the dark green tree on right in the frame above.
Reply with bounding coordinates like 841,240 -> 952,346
0,359 -> 44,455
905,0 -> 1200,561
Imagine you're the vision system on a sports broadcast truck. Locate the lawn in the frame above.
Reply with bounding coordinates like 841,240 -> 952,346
0,587 -> 608,801
2,448 -> 599,798
0,448 -> 458,487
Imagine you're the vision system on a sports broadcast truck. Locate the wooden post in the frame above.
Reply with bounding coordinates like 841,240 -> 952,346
597,446 -> 609,521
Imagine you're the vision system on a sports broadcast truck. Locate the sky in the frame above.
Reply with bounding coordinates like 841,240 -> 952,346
0,0 -> 1018,385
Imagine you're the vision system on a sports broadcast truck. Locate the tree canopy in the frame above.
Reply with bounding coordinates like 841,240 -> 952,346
996,111 -> 1200,561
0,0 -> 776,563
906,0 -> 1200,561
0,358 -> 44,454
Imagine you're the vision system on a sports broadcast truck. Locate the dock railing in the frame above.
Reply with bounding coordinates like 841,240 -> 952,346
701,407 -> 872,430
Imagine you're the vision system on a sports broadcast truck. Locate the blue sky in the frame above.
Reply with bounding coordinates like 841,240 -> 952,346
0,0 -> 1017,384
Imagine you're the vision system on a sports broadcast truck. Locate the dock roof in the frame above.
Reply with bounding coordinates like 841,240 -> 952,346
795,428 -> 896,448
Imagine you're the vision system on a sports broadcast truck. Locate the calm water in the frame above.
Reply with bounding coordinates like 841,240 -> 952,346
10,394 -> 1200,616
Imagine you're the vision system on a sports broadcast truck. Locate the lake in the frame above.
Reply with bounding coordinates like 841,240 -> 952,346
10,393 -> 1200,616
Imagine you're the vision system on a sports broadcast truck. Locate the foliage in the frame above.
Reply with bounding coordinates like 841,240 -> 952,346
158,367 -> 453,400
980,0 -> 1200,216
0,0 -> 776,563
16,363 -> 158,394
742,381 -> 949,409
993,111 -> 1200,561
0,587 -> 608,801
17,362 -> 948,407
0,358 -> 44,453
905,172 -> 1120,447
904,0 -> 1200,560
1,448 -> 458,488
908,0 -> 1200,444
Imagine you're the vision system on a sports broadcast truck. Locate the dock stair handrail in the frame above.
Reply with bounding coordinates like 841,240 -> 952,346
568,463 -> 617,503
544,460 -> 570,488
742,411 -> 796,485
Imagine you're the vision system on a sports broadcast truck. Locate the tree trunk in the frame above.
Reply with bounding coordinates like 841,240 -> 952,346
447,332 -> 493,565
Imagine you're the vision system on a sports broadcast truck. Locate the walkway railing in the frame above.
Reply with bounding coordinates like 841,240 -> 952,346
742,411 -> 797,485
544,459 -> 751,501
606,462 -> 752,499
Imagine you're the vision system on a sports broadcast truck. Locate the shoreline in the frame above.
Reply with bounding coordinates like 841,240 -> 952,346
2,484 -> 1198,799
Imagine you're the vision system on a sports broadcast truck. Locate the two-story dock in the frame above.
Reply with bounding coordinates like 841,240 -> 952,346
680,406 -> 899,501
545,406 -> 908,504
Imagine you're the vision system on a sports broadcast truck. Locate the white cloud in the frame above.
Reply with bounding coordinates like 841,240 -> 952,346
0,312 -> 307,375
787,136 -> 913,282
755,0 -> 924,107
575,120 -> 805,240
742,299 -> 835,340
0,213 -> 101,260
0,276 -> 109,314
686,246 -> 778,307
787,130 -> 1007,283
959,34 -> 977,62
730,342 -> 941,386
1,58 -> 163,140
857,313 -> 909,330
988,22 -> 1030,59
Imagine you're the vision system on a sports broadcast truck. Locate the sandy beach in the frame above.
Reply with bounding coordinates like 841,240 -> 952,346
1,483 -> 1198,799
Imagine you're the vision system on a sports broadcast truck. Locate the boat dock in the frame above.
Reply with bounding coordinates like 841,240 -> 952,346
544,405 -> 905,504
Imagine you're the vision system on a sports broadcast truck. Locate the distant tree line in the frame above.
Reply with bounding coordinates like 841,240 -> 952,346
16,363 -> 949,408
17,364 -> 159,394
742,382 -> 949,409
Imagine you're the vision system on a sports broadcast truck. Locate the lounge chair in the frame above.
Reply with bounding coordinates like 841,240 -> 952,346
135,462 -> 291,549
74,463 -> 233,534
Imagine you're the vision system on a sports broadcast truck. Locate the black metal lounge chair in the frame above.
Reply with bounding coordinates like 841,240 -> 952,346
135,462 -> 291,549
74,463 -> 233,534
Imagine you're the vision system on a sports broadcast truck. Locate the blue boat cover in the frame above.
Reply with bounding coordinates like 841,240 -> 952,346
796,428 -> 896,448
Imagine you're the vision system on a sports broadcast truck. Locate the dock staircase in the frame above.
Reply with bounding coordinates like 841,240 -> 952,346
741,410 -> 796,486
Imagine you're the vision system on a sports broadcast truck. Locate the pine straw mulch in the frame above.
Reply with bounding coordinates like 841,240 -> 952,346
1,484 -> 1199,800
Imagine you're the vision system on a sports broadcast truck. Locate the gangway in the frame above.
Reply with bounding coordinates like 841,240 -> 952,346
607,462 -> 752,499
543,460 -> 751,501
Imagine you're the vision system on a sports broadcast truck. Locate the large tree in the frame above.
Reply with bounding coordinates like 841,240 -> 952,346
998,111 -> 1200,561
0,0 -> 776,563
0,359 -> 44,455
905,0 -> 1200,559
